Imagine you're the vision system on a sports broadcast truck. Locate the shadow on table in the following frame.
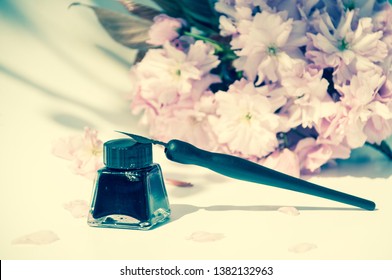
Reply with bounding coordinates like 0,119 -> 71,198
0,0 -> 135,130
169,203 -> 368,223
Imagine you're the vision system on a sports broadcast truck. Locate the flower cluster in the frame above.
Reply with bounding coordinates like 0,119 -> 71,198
102,0 -> 392,176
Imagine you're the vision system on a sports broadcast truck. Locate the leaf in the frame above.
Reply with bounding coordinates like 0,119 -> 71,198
134,48 -> 149,63
153,0 -> 219,34
118,0 -> 161,21
70,2 -> 153,49
179,0 -> 219,33
151,0 -> 182,17
366,141 -> 392,160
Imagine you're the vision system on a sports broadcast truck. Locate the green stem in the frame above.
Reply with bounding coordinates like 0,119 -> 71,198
365,141 -> 392,160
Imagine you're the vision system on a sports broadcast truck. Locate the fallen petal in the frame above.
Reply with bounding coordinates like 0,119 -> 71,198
63,200 -> 89,218
289,242 -> 317,253
165,178 -> 193,187
186,231 -> 225,242
278,206 -> 300,216
12,230 -> 59,245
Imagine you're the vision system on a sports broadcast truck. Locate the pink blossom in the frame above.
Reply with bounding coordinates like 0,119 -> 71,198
317,101 -> 373,149
12,230 -> 59,245
336,71 -> 390,147
315,71 -> 391,149
364,101 -> 392,144
147,14 -> 184,46
52,127 -> 103,179
306,10 -> 388,82
147,95 -> 220,151
209,79 -> 286,158
261,148 -> 300,177
280,65 -> 335,129
124,2 -> 392,173
294,137 -> 350,173
215,0 -> 263,36
316,103 -> 351,146
232,10 -> 307,83
131,41 -> 219,105
130,41 -> 220,130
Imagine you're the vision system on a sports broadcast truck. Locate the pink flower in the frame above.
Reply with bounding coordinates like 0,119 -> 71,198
294,137 -> 350,174
130,41 -> 220,128
261,148 -> 300,178
337,70 -> 385,107
147,95 -> 220,151
147,14 -> 185,46
280,65 -> 334,129
315,71 -> 391,149
317,101 -> 374,149
306,10 -> 388,82
336,71 -> 390,147
231,10 -> 307,83
209,79 -> 286,158
363,101 -> 392,145
124,1 -> 392,173
52,127 -> 103,179
215,0 -> 263,36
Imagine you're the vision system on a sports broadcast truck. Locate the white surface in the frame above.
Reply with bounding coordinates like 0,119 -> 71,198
1,0 -> 391,260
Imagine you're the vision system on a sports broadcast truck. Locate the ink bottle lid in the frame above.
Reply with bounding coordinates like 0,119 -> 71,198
103,138 -> 152,169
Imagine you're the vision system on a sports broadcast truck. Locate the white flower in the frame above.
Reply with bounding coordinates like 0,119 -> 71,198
209,79 -> 286,157
232,10 -> 307,83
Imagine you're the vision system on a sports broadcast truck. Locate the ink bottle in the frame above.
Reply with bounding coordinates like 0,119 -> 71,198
87,138 -> 170,230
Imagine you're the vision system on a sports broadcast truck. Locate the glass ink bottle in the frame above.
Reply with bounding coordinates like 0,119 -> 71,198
87,138 -> 170,230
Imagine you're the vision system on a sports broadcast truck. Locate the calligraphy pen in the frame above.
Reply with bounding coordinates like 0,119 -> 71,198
117,131 -> 376,211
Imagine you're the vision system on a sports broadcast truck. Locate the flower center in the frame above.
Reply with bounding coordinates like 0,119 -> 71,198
171,67 -> 182,81
267,45 -> 278,56
338,38 -> 349,51
245,112 -> 252,121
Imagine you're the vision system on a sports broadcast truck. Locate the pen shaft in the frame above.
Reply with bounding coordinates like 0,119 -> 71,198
165,140 -> 376,210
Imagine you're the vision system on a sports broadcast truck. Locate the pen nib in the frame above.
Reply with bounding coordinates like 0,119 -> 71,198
115,131 -> 167,147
